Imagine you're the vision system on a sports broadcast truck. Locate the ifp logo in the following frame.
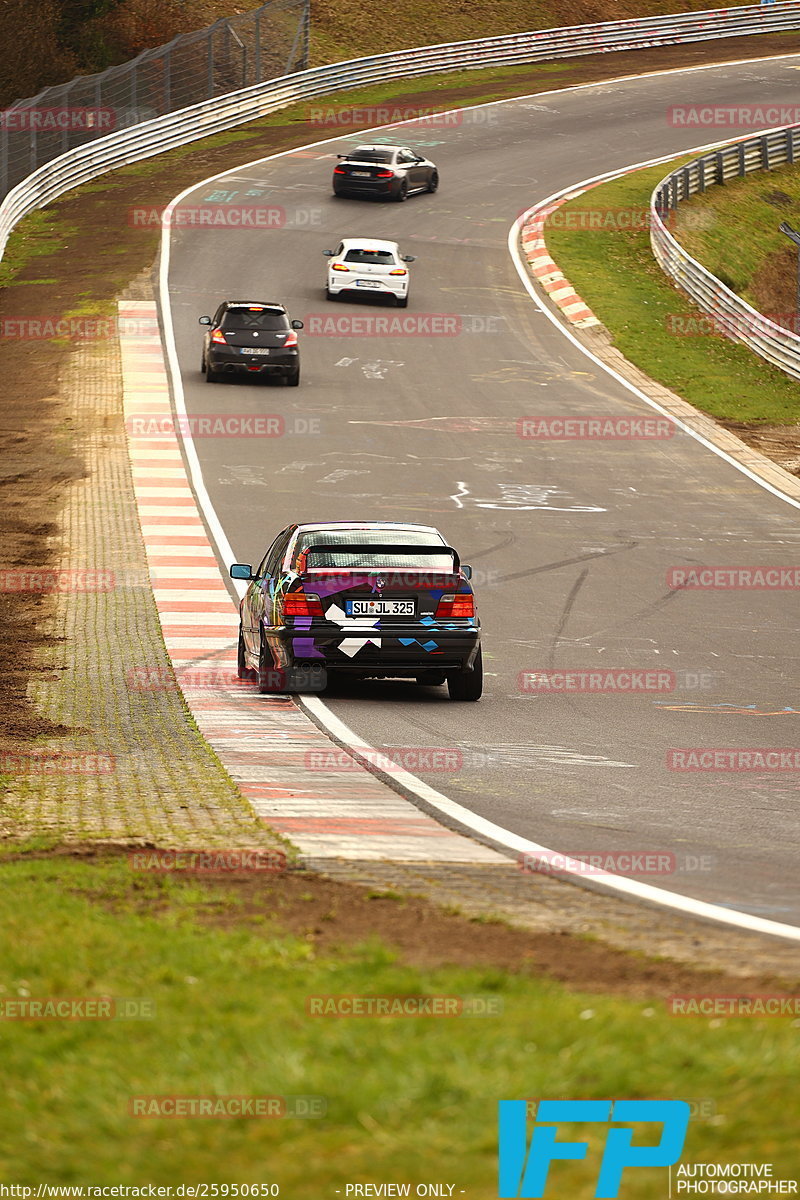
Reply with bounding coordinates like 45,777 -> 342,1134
498,1100 -> 690,1197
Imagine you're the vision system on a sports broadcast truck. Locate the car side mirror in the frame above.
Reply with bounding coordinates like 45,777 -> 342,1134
462,564 -> 473,580
199,315 -> 212,325
401,255 -> 416,263
230,563 -> 253,580
291,319 -> 304,329
414,156 -> 424,163
322,250 -> 335,257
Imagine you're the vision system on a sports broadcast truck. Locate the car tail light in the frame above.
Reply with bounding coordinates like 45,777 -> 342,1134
389,268 -> 407,276
435,593 -> 475,619
283,331 -> 298,347
333,166 -> 347,174
211,328 -> 226,343
375,170 -> 393,178
284,592 -> 324,618
331,263 -> 349,272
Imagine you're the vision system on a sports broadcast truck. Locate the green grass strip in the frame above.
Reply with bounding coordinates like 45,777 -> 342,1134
0,855 -> 798,1182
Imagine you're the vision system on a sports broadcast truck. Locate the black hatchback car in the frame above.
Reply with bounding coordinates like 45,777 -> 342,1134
332,145 -> 439,201
199,301 -> 303,385
231,521 -> 482,700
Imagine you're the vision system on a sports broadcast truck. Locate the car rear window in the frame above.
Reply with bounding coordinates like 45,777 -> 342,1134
346,149 -> 393,163
296,530 -> 452,571
343,249 -> 396,265
221,309 -> 287,331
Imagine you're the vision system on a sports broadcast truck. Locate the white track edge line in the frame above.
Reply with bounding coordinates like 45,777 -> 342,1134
157,58 -> 800,942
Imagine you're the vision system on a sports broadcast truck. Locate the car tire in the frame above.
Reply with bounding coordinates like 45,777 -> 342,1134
205,361 -> 220,383
396,181 -> 408,202
396,295 -> 409,308
257,637 -> 283,694
237,628 -> 255,680
427,170 -> 439,193
286,369 -> 300,387
416,671 -> 446,686
447,646 -> 483,701
325,288 -> 337,301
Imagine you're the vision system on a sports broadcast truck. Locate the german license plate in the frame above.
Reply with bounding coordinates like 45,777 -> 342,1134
355,280 -> 380,288
351,171 -> 371,177
240,347 -> 271,355
346,599 -> 415,617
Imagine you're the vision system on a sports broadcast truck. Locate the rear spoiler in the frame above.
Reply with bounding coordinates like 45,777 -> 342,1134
303,543 -> 460,571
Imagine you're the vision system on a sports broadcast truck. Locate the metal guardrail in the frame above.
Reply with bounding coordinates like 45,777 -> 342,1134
3,3 -> 800,265
0,0 -> 310,200
651,124 -> 800,381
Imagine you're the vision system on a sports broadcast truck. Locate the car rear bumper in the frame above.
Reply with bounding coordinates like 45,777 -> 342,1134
266,623 -> 480,674
207,350 -> 299,375
327,277 -> 407,299
333,179 -> 397,198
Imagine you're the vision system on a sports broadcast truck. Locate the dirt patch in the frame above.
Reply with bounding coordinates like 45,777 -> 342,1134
31,845 -> 799,995
721,417 -> 800,475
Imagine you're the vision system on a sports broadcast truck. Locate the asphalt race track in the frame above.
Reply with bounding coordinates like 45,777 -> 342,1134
163,55 -> 800,925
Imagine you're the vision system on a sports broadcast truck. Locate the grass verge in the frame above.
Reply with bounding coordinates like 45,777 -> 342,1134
544,161 -> 800,426
1,853 -> 798,1184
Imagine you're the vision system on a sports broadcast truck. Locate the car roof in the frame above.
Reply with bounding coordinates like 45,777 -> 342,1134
346,145 -> 402,155
294,521 -> 442,536
338,238 -> 401,252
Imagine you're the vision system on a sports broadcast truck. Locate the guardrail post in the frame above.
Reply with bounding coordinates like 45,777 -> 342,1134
788,127 -> 795,165
95,77 -> 103,149
130,61 -> 138,126
163,48 -> 171,112
697,156 -> 706,193
301,0 -> 311,70
715,150 -> 725,185
738,142 -> 746,177
761,135 -> 770,169
62,81 -> 72,153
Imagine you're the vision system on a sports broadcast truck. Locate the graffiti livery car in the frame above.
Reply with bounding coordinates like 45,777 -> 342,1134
231,522 -> 482,700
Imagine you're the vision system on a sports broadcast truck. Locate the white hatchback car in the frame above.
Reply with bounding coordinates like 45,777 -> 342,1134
323,238 -> 416,307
